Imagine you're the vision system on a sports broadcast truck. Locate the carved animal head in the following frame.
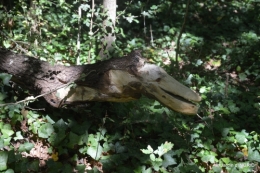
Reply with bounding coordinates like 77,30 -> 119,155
137,63 -> 201,114
55,62 -> 201,115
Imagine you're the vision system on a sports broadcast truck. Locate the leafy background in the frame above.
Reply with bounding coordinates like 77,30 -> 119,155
0,0 -> 260,172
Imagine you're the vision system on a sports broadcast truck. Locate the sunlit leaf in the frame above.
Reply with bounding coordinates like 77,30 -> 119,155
201,154 -> 215,163
235,133 -> 247,144
14,131 -> 24,141
87,144 -> 103,160
1,129 -> 14,138
38,123 -> 54,138
150,153 -> 156,161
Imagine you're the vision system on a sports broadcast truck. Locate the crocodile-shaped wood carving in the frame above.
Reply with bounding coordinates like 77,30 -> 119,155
0,49 -> 201,114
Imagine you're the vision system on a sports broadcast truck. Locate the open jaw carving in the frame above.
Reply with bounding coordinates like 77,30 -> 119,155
138,64 -> 201,115
55,63 -> 201,115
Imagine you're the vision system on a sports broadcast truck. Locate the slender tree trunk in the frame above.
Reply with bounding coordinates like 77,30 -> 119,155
99,0 -> 117,60
76,0 -> 82,65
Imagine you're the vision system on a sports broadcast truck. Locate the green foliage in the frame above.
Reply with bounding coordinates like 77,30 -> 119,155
0,0 -> 260,172
141,142 -> 176,171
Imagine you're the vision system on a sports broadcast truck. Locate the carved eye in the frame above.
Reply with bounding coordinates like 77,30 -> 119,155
156,78 -> 161,82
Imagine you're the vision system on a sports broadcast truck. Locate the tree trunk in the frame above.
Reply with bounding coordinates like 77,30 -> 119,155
0,48 -> 143,107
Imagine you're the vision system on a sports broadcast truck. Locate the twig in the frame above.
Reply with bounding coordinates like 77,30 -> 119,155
24,106 -> 45,111
175,0 -> 191,68
225,73 -> 229,98
143,14 -> 146,36
150,24 -> 154,46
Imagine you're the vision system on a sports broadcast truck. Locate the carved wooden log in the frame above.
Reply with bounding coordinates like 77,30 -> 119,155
0,48 -> 201,114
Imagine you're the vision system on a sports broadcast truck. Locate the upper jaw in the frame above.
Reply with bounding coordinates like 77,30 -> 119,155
158,87 -> 200,115
144,82 -> 200,115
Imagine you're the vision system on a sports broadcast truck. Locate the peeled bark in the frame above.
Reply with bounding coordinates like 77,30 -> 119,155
0,48 -> 201,114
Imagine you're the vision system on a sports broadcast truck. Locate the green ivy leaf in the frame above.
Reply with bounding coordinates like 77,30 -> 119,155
0,93 -> 7,101
196,59 -> 203,66
141,145 -> 153,154
3,40 -> 11,48
0,151 -> 8,171
48,131 -> 66,146
18,142 -> 34,152
147,145 -> 154,153
0,139 -> 4,149
75,164 -> 86,173
143,167 -> 152,173
199,86 -> 207,93
222,128 -> 231,137
1,129 -> 14,138
221,157 -> 231,164
150,153 -> 156,161
87,144 -> 103,160
134,166 -> 152,173
141,149 -> 152,154
185,74 -> 193,84
151,5 -> 158,10
214,103 -> 230,114
3,137 -> 11,146
212,165 -> 222,172
162,151 -> 177,167
239,73 -> 247,81
14,131 -> 24,141
54,119 -> 68,132
67,132 -> 81,148
27,160 -> 39,172
235,133 -> 247,144
4,169 -> 14,173
46,115 -> 55,124
201,154 -> 215,163
114,142 -> 126,153
38,123 -> 54,138
54,53 -> 62,61
154,142 -> 173,157
151,159 -> 163,171
124,15 -> 138,23
80,4 -> 90,11
248,149 -> 260,162
0,73 -> 12,86
227,100 -> 240,113
27,111 -> 40,124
